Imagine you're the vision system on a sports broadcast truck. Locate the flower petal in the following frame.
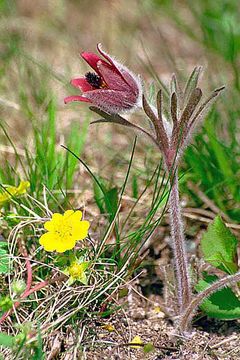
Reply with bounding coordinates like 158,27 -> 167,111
71,78 -> 94,92
44,221 -> 54,231
69,210 -> 83,222
84,89 -> 137,113
97,43 -> 141,95
97,43 -> 122,76
65,45 -> 142,114
0,191 -> 11,204
44,213 -> 62,231
16,181 -> 30,195
64,95 -> 91,104
120,69 -> 141,96
81,51 -> 109,75
97,61 -> 127,91
63,209 -> 75,218
72,220 -> 90,240
63,210 -> 83,225
39,232 -> 58,252
56,238 -> 77,253
52,213 -> 63,221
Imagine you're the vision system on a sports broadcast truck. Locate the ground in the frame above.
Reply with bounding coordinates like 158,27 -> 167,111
45,291 -> 240,359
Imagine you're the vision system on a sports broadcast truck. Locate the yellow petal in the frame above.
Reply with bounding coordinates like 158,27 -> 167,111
39,232 -> 58,252
44,220 -> 54,231
72,221 -> 90,240
55,237 -> 76,253
51,213 -> 63,222
70,210 -> 83,222
0,185 -> 17,205
4,186 -> 17,196
0,181 -> 30,206
102,324 -> 115,332
0,193 -> 11,205
16,181 -> 30,195
44,213 -> 62,230
130,336 -> 143,349
63,210 -> 75,218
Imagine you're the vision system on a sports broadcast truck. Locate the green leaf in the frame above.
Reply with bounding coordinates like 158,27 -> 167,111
0,332 -> 15,348
195,273 -> 240,320
104,187 -> 118,222
201,216 -> 238,274
0,296 -> 13,312
93,181 -> 105,214
205,120 -> 237,198
132,174 -> 139,199
0,242 -> 9,274
143,342 -> 155,353
0,241 -> 7,248
31,323 -> 44,360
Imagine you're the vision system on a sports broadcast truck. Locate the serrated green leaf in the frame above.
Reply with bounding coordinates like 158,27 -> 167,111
0,248 -> 9,274
0,296 -> 13,312
205,253 -> 237,275
195,273 -> 240,320
201,216 -> 238,274
0,241 -> 8,248
0,332 -> 15,348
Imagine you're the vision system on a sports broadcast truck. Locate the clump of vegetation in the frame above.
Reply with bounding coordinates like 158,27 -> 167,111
0,1 -> 240,358
78,46 -> 240,333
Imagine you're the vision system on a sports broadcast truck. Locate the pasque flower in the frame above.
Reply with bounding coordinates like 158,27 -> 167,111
39,210 -> 90,253
85,65 -> 226,333
64,43 -> 142,113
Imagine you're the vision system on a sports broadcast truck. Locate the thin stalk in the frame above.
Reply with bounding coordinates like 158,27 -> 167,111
179,271 -> 240,333
169,170 -> 191,313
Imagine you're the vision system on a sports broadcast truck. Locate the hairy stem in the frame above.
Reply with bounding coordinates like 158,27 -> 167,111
169,170 -> 191,313
179,271 -> 240,333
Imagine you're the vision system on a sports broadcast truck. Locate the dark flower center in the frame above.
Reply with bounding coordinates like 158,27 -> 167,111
85,72 -> 102,89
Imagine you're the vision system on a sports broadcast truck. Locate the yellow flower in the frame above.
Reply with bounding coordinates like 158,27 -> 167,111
63,259 -> 89,285
0,181 -> 30,205
130,335 -> 143,349
39,210 -> 90,253
101,323 -> 116,332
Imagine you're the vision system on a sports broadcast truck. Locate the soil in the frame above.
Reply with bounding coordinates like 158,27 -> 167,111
84,294 -> 240,360
45,290 -> 240,360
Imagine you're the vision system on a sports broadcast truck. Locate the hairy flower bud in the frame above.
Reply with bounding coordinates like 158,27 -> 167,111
11,280 -> 26,296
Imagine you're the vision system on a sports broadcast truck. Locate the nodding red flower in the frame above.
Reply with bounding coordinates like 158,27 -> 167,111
64,43 -> 142,114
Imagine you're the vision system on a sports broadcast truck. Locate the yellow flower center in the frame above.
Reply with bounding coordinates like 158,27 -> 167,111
68,263 -> 83,278
54,223 -> 72,241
